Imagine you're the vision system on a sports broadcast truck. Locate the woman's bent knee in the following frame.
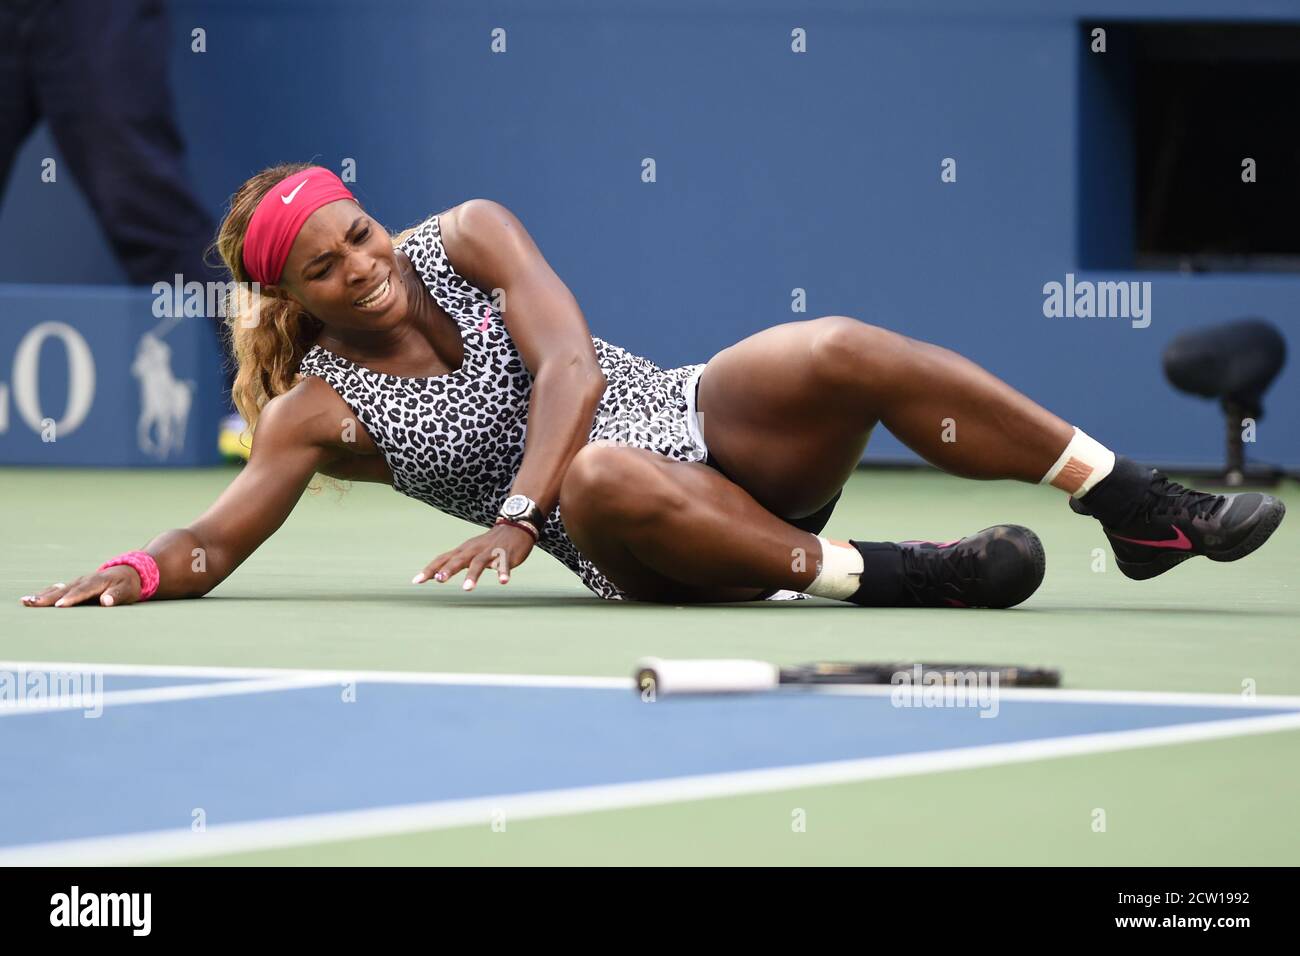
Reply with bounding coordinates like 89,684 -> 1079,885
559,445 -> 684,529
807,316 -> 916,392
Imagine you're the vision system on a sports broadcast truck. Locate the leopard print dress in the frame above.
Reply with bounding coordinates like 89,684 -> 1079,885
296,212 -> 709,601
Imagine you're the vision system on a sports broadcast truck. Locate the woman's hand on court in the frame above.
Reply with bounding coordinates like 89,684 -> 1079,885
413,524 -> 535,591
19,566 -> 143,608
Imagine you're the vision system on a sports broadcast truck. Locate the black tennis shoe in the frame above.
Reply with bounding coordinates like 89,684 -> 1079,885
1070,470 -> 1286,580
848,525 -> 1045,609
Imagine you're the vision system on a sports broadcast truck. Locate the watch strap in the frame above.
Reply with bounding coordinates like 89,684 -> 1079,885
494,515 -> 540,541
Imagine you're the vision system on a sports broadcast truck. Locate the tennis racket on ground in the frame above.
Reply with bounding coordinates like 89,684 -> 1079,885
635,657 -> 1061,697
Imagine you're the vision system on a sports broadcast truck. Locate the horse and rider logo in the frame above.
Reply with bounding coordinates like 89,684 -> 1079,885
131,317 -> 194,459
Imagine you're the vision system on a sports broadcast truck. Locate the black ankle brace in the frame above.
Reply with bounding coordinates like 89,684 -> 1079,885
846,541 -> 907,607
1077,456 -> 1152,526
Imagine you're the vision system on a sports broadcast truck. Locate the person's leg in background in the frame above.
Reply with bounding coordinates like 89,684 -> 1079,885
0,1 -> 41,205
29,0 -> 235,411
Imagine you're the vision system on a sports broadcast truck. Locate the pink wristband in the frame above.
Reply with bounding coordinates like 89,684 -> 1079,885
97,550 -> 161,601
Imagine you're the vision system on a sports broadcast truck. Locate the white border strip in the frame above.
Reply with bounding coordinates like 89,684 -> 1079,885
3,710 -> 1299,866
0,659 -> 1295,709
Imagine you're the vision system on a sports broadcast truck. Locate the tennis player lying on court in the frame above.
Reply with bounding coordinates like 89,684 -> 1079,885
21,165 -> 1286,610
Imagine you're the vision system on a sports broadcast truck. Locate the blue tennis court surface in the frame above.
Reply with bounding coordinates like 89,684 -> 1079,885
3,667 -> 1298,861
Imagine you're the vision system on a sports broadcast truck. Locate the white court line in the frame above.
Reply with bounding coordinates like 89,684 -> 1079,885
0,659 -> 627,691
0,676 -> 340,717
1,659 -> 1297,709
3,709 -> 1299,867
803,683 -> 1300,709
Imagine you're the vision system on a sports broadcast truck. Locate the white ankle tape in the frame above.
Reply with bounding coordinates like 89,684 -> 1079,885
1040,427 -> 1115,498
805,536 -> 865,601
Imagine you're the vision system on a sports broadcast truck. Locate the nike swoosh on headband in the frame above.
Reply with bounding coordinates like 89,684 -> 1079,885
281,179 -> 309,204
1109,526 -> 1193,550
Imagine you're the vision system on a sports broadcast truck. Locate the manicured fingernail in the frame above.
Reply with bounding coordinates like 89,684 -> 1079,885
54,583 -> 66,589
101,594 -> 114,606
54,598 -> 66,607
434,572 -> 447,582
498,575 -> 508,584
462,579 -> 474,591
21,596 -> 32,602
412,573 -> 426,584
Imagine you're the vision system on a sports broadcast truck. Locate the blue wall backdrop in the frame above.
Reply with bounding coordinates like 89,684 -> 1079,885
0,0 -> 1296,467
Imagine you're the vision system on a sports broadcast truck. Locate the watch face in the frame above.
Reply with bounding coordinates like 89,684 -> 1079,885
502,494 -> 530,518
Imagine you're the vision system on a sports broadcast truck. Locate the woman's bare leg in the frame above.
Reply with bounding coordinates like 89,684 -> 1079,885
559,443 -> 1042,607
696,316 -> 1074,518
559,444 -> 822,603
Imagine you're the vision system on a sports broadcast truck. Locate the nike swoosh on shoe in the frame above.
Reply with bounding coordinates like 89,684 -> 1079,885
1108,526 -> 1193,550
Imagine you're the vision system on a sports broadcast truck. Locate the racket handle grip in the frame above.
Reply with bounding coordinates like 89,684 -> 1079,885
635,658 -> 780,696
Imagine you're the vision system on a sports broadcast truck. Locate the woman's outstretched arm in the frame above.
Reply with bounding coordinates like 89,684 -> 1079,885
20,377 -> 352,608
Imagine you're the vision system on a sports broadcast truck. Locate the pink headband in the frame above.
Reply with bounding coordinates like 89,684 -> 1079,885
241,166 -> 356,285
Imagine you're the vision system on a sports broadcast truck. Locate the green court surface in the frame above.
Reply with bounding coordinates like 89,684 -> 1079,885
2,465 -> 1297,865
